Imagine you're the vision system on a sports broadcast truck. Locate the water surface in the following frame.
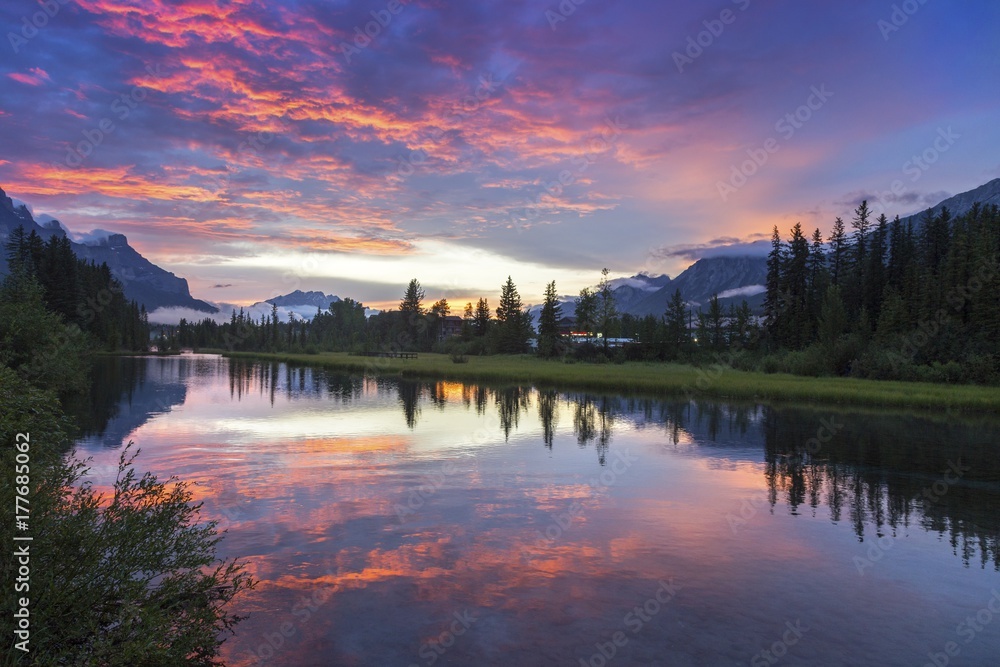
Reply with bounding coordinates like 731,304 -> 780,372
73,355 -> 1000,666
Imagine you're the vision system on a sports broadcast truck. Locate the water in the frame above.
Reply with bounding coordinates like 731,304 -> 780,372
72,354 -> 1000,666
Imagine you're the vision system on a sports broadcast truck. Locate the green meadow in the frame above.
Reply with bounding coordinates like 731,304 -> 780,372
219,351 -> 1000,414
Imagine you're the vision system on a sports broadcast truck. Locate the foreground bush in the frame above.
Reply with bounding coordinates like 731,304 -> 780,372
1,366 -> 254,666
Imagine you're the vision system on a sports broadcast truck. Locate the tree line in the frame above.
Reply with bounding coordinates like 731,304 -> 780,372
163,198 -> 998,384
760,201 -> 999,383
4,226 -> 150,352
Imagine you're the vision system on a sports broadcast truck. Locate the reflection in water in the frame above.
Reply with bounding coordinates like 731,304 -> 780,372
537,390 -> 558,449
66,355 -> 188,448
76,355 -> 1000,665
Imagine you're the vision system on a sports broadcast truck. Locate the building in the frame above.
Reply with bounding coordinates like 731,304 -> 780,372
439,315 -> 464,340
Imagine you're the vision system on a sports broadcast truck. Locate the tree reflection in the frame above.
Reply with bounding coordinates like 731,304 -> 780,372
496,386 -> 530,441
397,380 -> 421,429
537,390 -> 558,449
758,406 -> 1000,569
83,356 -> 1000,570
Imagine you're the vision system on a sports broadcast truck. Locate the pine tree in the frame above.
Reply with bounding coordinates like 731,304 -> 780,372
664,289 -> 689,360
764,225 -> 786,338
537,281 -> 562,358
474,298 -> 491,336
703,294 -> 725,351
817,285 -> 847,353
574,287 -> 598,336
496,276 -> 528,353
827,217 -> 847,286
807,227 -> 829,335
400,278 -> 425,314
851,200 -> 871,268
784,223 -> 811,348
597,268 -> 619,348
865,213 -> 888,320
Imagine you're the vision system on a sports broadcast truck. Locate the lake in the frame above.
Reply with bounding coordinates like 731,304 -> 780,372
72,354 -> 1000,666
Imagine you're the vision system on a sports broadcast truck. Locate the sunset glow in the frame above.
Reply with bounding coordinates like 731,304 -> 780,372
2,0 -> 998,306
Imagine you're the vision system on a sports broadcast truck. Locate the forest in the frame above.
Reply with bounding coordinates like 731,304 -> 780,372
160,200 -> 999,385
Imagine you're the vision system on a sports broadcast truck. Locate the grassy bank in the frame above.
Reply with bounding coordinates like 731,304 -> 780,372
219,351 -> 1000,413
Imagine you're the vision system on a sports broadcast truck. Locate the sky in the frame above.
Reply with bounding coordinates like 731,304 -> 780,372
1,0 -> 999,309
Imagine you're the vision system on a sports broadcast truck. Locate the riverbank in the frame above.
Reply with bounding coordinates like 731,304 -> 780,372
218,351 -> 1000,413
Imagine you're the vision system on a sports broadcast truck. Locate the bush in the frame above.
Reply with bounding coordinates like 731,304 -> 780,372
573,342 -> 600,362
0,367 -> 254,666
790,345 -> 835,377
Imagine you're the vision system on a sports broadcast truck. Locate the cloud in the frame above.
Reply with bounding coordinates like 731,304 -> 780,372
1,0 -> 998,305
7,68 -> 50,86
74,229 -> 117,245
717,285 -> 766,300
651,238 -> 771,262
835,189 -> 952,215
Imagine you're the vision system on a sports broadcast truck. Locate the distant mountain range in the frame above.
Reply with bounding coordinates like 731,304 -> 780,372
0,186 -> 217,313
265,290 -> 341,310
620,255 -> 768,316
899,178 -> 1000,227
4,179 -> 997,324
529,256 -> 768,323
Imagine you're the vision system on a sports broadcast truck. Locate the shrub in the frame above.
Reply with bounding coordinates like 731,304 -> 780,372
0,367 -> 254,666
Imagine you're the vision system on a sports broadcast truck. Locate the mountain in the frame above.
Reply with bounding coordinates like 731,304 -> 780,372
0,186 -> 217,313
73,234 -> 217,313
265,290 -> 341,310
626,256 -> 768,317
216,290 -> 351,323
609,273 -> 672,312
899,178 -> 1000,227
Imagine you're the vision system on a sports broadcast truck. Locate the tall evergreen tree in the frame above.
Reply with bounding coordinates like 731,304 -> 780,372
596,268 -> 619,348
496,277 -> 529,353
474,298 -> 491,337
574,287 -> 598,336
400,278 -> 425,314
807,227 -> 829,332
764,225 -> 786,336
865,214 -> 889,320
784,223 -> 811,348
827,217 -> 848,286
663,289 -> 690,360
701,294 -> 725,351
537,280 -> 562,358
851,200 -> 871,268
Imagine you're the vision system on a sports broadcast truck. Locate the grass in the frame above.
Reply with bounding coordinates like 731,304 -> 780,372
218,351 -> 1000,414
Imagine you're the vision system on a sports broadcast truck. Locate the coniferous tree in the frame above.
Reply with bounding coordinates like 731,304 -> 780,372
783,223 -> 810,348
596,268 -> 619,348
474,298 -> 491,337
764,225 -> 786,340
700,294 -> 725,351
865,213 -> 888,320
496,276 -> 528,353
664,289 -> 690,360
817,285 -> 847,354
400,278 -> 425,315
827,216 -> 848,286
537,281 -> 562,358
574,287 -> 598,336
807,227 -> 829,336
